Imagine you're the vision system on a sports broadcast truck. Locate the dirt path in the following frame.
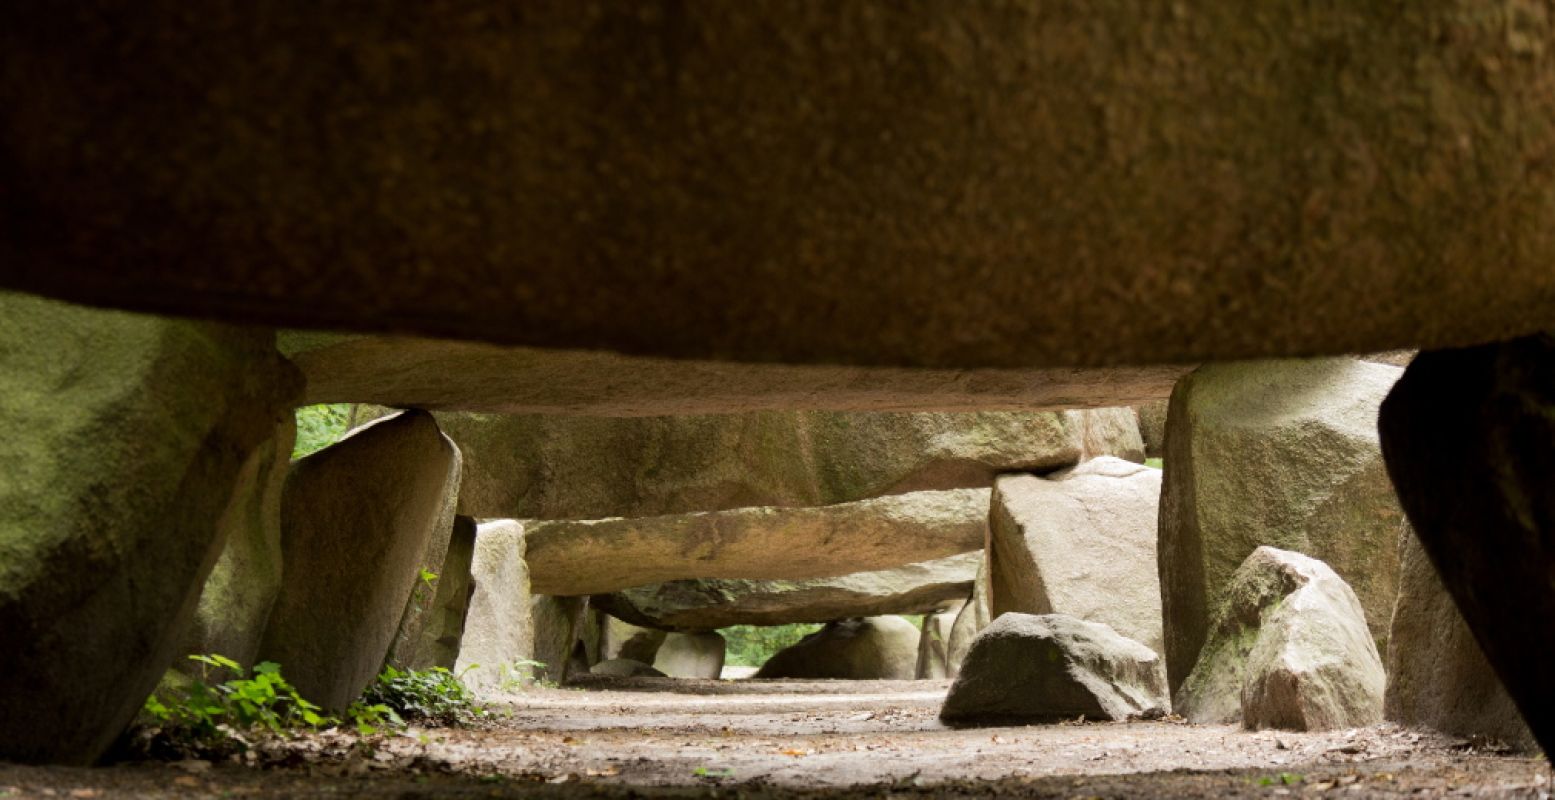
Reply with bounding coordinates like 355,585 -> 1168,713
1,679 -> 1546,798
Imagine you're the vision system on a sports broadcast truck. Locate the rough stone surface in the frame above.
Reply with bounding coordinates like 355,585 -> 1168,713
385,476 -> 466,670
1135,401 -> 1169,459
177,420 -> 296,671
1384,527 -> 1535,751
1159,358 -> 1404,693
0,293 -> 300,764
916,608 -> 959,680
755,617 -> 920,681
590,659 -> 666,679
940,613 -> 1168,724
600,617 -> 667,665
8,5 -> 1555,368
653,633 -> 727,680
946,556 -> 991,676
453,520 -> 532,696
526,489 -> 989,596
1379,335 -> 1555,757
595,552 -> 978,632
425,406 -> 1140,520
291,336 -> 1185,415
989,458 -> 1164,654
531,596 -> 588,685
257,410 -> 462,711
402,516 -> 478,671
1176,547 -> 1384,731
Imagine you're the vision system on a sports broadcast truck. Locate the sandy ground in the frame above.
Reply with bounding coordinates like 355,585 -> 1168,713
0,678 -> 1547,798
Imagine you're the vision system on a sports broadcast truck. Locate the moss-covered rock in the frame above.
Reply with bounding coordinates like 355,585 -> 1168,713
0,293 -> 300,764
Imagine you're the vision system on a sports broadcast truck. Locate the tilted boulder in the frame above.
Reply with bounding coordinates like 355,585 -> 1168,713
1385,528 -> 1535,750
940,613 -> 1167,724
438,408 -> 1142,521
1135,400 -> 1168,459
756,616 -> 921,680
946,555 -> 991,676
1159,358 -> 1404,692
594,552 -> 978,631
653,632 -> 727,679
257,410 -> 462,711
0,293 -> 300,764
1176,547 -> 1384,731
989,457 -> 1164,654
453,520 -> 532,696
526,489 -> 989,596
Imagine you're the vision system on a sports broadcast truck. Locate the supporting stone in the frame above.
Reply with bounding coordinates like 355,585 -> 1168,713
525,489 -> 988,596
257,410 -> 462,711
1384,525 -> 1535,750
1378,335 -> 1555,757
1159,358 -> 1404,693
531,596 -> 588,684
946,555 -> 991,676
0,293 -> 300,764
989,457 -> 1164,654
600,617 -> 666,665
454,520 -> 532,696
916,608 -> 959,680
384,462 -> 466,671
593,552 -> 978,632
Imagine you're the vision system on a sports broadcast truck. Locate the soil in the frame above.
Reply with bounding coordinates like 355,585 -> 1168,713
1,678 -> 1546,798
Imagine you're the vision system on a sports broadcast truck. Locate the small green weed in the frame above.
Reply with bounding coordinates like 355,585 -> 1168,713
1258,772 -> 1303,786
361,665 -> 486,726
692,766 -> 736,779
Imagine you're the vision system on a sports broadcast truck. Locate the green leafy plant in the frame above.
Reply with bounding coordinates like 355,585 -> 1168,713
292,403 -> 356,459
1258,773 -> 1303,786
495,659 -> 550,692
361,665 -> 486,726
141,655 -> 344,755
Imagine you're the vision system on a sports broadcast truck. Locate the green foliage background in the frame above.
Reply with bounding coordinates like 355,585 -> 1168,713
293,403 -> 354,459
721,615 -> 925,667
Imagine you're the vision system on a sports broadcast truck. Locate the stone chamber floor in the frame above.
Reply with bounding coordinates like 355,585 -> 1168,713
1,679 -> 1547,799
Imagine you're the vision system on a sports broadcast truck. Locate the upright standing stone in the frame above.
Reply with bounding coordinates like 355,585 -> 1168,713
600,616 -> 667,664
384,457 -> 465,670
946,555 -> 991,676
177,420 -> 297,670
531,596 -> 588,684
916,607 -> 959,679
257,410 -> 461,711
0,293 -> 300,764
454,520 -> 532,696
1384,526 -> 1535,750
1159,358 -> 1404,693
989,457 -> 1164,654
1379,335 -> 1555,757
653,632 -> 726,679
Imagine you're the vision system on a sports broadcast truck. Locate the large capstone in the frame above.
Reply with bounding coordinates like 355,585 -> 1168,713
1379,335 -> 1555,757
426,407 -> 1141,520
9,6 -> 1555,369
940,613 -> 1168,724
1159,358 -> 1404,693
1176,547 -> 1384,731
257,410 -> 462,711
755,617 -> 921,680
453,520 -> 533,696
1384,527 -> 1535,751
525,489 -> 988,596
594,552 -> 978,632
989,457 -> 1164,654
0,293 -> 300,764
